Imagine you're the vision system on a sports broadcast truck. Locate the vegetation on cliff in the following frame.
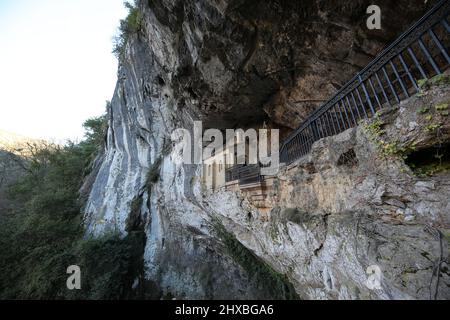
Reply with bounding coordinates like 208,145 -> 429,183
0,114 -> 146,299
214,221 -> 299,300
113,1 -> 143,60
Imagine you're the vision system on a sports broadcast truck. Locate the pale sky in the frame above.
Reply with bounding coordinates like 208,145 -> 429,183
0,0 -> 128,142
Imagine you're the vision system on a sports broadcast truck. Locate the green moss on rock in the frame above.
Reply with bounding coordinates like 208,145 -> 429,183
214,222 -> 299,300
418,74 -> 450,91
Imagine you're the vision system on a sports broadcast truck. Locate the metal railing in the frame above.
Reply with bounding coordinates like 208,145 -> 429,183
280,0 -> 450,165
225,164 -> 263,185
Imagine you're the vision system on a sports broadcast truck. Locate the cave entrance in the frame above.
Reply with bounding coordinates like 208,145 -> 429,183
405,143 -> 450,176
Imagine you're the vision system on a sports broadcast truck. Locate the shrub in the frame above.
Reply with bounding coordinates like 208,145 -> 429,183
68,231 -> 146,300
0,112 -> 148,300
113,1 -> 143,60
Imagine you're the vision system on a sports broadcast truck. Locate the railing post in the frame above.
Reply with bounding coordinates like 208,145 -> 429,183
311,120 -> 320,142
398,53 -> 419,91
326,111 -> 337,135
374,72 -> 392,107
340,100 -> 352,128
368,78 -> 382,109
350,91 -> 363,120
389,61 -> 409,98
355,88 -> 369,119
358,75 -> 376,115
407,47 -> 427,80
442,20 -> 450,33
418,38 -> 441,75
276,1 -> 449,165
381,66 -> 400,104
345,96 -> 357,125
429,29 -> 450,64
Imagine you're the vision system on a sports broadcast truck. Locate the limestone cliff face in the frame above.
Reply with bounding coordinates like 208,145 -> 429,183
83,0 -> 449,299
207,84 -> 450,300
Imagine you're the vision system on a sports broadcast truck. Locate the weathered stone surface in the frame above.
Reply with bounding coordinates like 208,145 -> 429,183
83,0 -> 449,299
211,83 -> 450,300
136,0 -> 433,132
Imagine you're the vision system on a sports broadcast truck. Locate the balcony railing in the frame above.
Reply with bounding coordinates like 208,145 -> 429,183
225,0 -> 449,185
280,0 -> 450,165
225,164 -> 263,185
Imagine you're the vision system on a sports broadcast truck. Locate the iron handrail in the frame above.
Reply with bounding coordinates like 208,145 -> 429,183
225,164 -> 263,185
280,0 -> 450,164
